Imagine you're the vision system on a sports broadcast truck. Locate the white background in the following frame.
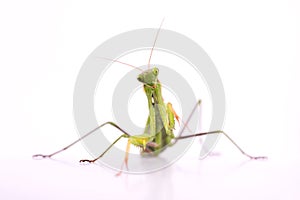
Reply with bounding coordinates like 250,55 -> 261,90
0,0 -> 300,199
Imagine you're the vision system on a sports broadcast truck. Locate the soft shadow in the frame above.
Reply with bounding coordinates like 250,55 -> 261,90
231,157 -> 268,171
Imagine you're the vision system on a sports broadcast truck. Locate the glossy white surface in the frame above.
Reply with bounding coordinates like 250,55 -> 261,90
1,156 -> 299,200
1,0 -> 300,199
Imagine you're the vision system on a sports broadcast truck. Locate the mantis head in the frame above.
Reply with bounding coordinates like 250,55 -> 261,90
137,67 -> 159,85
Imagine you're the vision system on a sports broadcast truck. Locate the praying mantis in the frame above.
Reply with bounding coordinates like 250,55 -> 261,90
33,21 -> 267,174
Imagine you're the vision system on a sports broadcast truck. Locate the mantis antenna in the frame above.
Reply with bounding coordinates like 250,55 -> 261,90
96,57 -> 143,72
147,18 -> 165,69
97,18 -> 165,71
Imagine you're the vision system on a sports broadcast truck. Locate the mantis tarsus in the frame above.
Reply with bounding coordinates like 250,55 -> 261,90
33,21 -> 267,173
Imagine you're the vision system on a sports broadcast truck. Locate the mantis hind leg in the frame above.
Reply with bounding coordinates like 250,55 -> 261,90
174,100 -> 267,160
32,121 -> 130,159
79,134 -> 127,163
175,131 -> 267,160
172,100 -> 219,156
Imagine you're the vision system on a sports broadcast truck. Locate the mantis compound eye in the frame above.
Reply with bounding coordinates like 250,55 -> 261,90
153,67 -> 159,75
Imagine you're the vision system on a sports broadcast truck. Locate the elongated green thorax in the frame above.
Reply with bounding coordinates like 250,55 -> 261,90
137,67 -> 175,154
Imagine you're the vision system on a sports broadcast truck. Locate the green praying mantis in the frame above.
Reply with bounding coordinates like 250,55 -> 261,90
33,21 -> 267,173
